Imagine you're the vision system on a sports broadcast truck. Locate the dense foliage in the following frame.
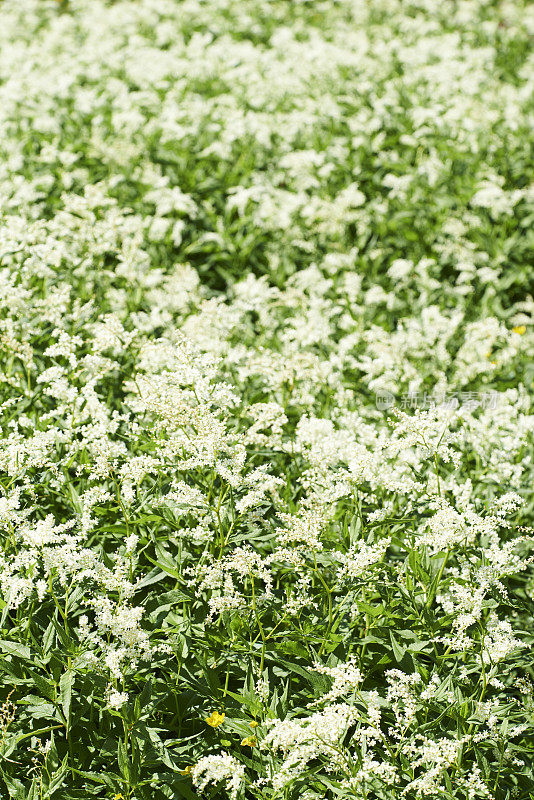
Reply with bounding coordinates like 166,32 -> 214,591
0,0 -> 533,798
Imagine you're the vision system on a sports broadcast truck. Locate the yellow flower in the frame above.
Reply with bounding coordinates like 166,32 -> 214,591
205,710 -> 225,727
513,325 -> 526,335
113,795 -> 124,800
179,766 -> 193,776
249,720 -> 258,728
240,735 -> 257,747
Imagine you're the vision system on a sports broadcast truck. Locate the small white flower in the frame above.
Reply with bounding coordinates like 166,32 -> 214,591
107,691 -> 129,710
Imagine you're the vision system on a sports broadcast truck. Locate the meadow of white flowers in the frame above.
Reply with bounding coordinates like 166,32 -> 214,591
0,0 -> 533,797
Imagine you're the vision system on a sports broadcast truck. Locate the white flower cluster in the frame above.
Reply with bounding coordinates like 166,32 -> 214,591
191,753 -> 245,800
262,703 -> 359,790
0,0 -> 531,794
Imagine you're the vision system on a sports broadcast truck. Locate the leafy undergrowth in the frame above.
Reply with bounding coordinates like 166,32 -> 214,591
0,0 -> 533,798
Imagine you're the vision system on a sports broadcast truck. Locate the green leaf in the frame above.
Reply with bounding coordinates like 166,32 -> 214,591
48,756 -> 69,795
42,622 -> 55,658
0,640 -> 31,660
25,668 -> 55,701
134,568 -> 167,591
76,771 -> 119,789
59,670 -> 74,726
1,773 -> 26,800
117,739 -> 131,782
389,632 -> 407,662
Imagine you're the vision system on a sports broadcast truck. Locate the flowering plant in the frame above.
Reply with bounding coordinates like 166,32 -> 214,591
0,0 -> 533,798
